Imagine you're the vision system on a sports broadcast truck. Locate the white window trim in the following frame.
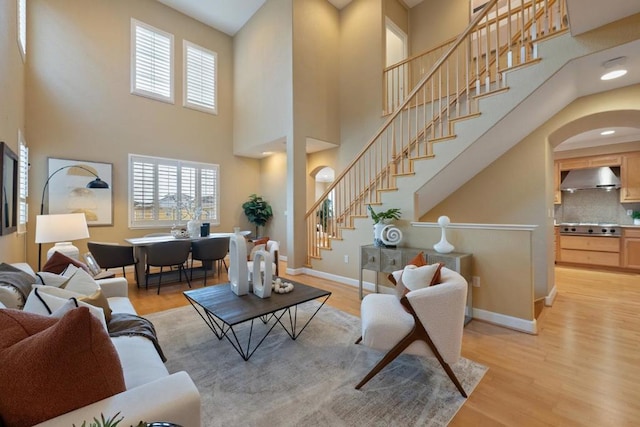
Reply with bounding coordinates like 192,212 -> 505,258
128,154 -> 220,229
183,40 -> 218,115
18,130 -> 28,234
130,19 -> 174,104
17,0 -> 26,61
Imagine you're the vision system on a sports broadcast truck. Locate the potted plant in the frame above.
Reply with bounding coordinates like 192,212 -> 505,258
632,210 -> 640,225
367,205 -> 401,224
368,205 -> 402,247
316,199 -> 333,232
242,194 -> 273,238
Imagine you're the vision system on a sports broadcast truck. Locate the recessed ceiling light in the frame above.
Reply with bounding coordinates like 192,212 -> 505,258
600,130 -> 615,136
601,69 -> 627,80
261,151 -> 273,156
600,56 -> 627,80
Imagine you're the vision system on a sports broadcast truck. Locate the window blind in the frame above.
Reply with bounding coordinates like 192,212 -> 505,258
18,132 -> 28,232
129,154 -> 219,228
18,0 -> 26,58
131,19 -> 174,103
184,40 -> 217,114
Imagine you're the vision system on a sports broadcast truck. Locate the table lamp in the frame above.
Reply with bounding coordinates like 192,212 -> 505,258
35,213 -> 90,269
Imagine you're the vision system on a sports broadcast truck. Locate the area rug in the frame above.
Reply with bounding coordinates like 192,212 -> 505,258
146,301 -> 487,427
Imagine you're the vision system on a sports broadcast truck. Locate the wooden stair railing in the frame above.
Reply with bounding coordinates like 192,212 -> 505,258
305,0 -> 567,265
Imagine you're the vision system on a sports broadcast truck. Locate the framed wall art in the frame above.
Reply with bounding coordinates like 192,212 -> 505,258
47,158 -> 113,226
1,142 -> 18,235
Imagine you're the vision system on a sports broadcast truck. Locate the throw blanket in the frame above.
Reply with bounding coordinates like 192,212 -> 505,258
108,313 -> 167,362
0,263 -> 36,301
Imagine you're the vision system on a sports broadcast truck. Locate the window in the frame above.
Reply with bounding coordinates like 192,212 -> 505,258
131,19 -> 174,103
18,131 -> 28,233
128,154 -> 219,228
17,0 -> 26,59
183,40 -> 217,114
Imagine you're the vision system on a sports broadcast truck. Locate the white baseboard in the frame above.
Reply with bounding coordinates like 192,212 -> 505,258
545,285 -> 557,306
472,308 -> 538,334
301,268 -> 537,333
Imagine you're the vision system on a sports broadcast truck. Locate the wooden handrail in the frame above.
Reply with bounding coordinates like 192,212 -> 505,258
305,0 -> 567,264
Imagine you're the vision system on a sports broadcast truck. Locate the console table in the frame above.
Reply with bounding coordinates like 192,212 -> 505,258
359,245 -> 473,324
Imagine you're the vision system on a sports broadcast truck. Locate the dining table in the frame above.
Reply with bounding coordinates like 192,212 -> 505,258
125,231 -> 251,287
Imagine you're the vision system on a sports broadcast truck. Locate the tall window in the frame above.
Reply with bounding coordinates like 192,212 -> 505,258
18,131 -> 28,233
131,19 -> 174,103
183,40 -> 217,114
17,0 -> 26,59
128,154 -> 219,228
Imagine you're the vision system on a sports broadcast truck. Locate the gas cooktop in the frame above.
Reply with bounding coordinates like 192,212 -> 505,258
558,223 -> 620,236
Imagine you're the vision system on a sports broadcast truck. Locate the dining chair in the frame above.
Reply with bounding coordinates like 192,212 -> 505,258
87,242 -> 137,283
190,237 -> 230,286
145,240 -> 192,294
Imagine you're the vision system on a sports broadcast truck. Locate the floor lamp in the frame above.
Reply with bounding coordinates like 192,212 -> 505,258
37,165 -> 109,270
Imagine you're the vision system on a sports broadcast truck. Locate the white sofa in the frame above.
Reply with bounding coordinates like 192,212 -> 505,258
0,263 -> 201,427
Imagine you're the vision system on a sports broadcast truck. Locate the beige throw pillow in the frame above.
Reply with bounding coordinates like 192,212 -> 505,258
401,263 -> 443,292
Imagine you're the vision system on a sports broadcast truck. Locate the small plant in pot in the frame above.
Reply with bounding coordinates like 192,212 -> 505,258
368,205 -> 401,247
242,194 -> 273,238
632,210 -> 640,225
367,205 -> 401,224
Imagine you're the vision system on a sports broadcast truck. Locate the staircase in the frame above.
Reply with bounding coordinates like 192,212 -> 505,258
304,0 -> 569,266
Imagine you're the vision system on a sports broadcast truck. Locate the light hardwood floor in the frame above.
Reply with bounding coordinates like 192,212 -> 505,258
126,263 -> 640,425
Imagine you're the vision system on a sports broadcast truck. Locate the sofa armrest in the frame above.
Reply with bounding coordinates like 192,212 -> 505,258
97,277 -> 128,298
33,371 -> 200,427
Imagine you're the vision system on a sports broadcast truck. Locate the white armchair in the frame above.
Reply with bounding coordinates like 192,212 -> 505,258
356,267 -> 468,397
247,239 -> 279,279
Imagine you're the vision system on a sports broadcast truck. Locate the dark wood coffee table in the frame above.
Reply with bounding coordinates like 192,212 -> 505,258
184,279 -> 331,360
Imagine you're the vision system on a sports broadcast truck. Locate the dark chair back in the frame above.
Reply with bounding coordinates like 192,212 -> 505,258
146,240 -> 192,267
87,242 -> 136,270
191,237 -> 230,262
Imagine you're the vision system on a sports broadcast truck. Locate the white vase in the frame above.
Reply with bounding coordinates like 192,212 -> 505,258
634,218 -> 640,225
251,250 -> 273,299
229,232 -> 249,296
187,219 -> 201,238
373,223 -> 403,247
433,216 -> 455,254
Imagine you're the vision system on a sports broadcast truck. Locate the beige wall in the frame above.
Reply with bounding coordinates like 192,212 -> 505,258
338,0 -> 386,168
25,0 -> 260,268
408,0 -> 468,54
384,0 -> 408,34
233,0 -> 293,155
0,0 -> 27,263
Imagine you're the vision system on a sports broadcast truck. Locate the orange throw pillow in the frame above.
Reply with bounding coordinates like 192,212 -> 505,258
251,236 -> 270,246
0,307 -> 126,427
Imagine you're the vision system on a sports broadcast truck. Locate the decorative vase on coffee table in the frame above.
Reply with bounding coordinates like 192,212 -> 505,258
251,250 -> 273,298
229,231 -> 249,296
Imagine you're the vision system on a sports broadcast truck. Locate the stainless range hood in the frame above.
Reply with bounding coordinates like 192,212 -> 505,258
560,166 -> 621,191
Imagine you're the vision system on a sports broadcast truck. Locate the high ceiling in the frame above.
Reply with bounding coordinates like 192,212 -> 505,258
155,0 -> 640,151
156,0 -> 425,36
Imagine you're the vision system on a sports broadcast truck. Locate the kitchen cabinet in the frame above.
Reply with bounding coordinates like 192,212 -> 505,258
558,235 -> 620,267
622,228 -> 640,270
621,152 -> 640,202
557,155 -> 621,171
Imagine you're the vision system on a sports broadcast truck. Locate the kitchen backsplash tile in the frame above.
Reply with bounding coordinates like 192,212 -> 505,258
555,189 -> 639,224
